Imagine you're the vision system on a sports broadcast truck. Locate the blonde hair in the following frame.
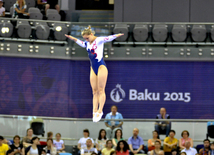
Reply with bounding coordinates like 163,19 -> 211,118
81,26 -> 95,36
16,0 -> 26,6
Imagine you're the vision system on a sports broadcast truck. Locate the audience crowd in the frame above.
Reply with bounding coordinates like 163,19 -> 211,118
0,0 -> 66,21
0,106 -> 211,155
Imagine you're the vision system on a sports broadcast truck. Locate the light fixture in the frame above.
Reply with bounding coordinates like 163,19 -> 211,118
66,47 -> 69,51
110,48 -> 114,51
211,49 -> 214,52
67,25 -> 70,27
142,48 -> 146,52
126,52 -> 130,55
211,53 -> 214,56
187,49 -> 191,52
55,26 -> 62,32
35,50 -> 39,53
6,48 -> 10,51
1,27 -> 9,34
180,52 -> 184,55
51,47 -> 54,50
187,52 -> 191,56
18,45 -> 22,48
149,48 -> 152,52
110,52 -> 114,55
7,44 -> 10,47
1,43 -> 4,47
29,45 -> 33,49
104,52 -> 108,55
18,49 -> 22,52
199,49 -> 203,52
105,55 -> 109,58
148,52 -> 152,55
50,50 -> 54,54
164,52 -> 168,55
72,48 -> 75,51
1,47 -> 4,51
66,51 -> 69,55
72,52 -> 75,55
164,48 -> 168,52
142,52 -> 146,55
126,48 -> 130,51
180,48 -> 184,52
35,46 -> 39,49
104,48 -> 108,51
29,49 -> 33,53
198,52 -> 202,56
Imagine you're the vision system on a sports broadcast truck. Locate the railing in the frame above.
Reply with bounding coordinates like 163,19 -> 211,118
0,114 -> 213,122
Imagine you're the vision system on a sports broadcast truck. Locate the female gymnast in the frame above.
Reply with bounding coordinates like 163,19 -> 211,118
65,26 -> 123,122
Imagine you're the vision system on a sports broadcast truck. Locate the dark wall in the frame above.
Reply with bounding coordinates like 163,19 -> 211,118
114,0 -> 123,22
190,0 -> 214,22
114,0 -> 214,22
123,0 -> 152,22
152,0 -> 189,22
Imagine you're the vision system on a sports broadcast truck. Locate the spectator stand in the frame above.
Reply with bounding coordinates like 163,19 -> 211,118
0,115 -> 212,155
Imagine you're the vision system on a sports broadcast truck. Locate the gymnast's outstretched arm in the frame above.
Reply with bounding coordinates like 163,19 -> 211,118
99,33 -> 124,43
65,34 -> 86,48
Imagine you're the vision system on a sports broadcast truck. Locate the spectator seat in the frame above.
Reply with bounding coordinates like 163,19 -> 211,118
172,25 -> 187,42
152,25 -> 168,42
191,25 -> 206,42
113,24 -> 129,42
133,24 -> 148,42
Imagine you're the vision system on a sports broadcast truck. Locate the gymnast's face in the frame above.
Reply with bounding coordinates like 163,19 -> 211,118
83,34 -> 94,42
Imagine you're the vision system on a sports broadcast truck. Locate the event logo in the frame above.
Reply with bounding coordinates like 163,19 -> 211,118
110,84 -> 126,103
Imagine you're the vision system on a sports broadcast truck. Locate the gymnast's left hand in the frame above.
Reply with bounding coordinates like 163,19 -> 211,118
115,33 -> 124,37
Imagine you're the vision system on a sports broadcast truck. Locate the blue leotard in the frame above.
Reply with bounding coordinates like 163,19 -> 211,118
76,35 -> 117,75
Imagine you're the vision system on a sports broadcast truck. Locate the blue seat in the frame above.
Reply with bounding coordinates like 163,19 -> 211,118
59,153 -> 72,155
9,140 -> 14,144
207,122 -> 214,126
196,144 -> 204,153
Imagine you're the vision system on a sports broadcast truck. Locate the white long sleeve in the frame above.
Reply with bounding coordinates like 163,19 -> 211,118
99,35 -> 117,43
76,39 -> 86,48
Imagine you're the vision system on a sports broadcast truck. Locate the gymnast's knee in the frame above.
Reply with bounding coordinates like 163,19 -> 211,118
92,89 -> 99,95
98,88 -> 105,95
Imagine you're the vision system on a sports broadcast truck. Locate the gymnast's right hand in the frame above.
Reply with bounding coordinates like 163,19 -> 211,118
65,34 -> 76,41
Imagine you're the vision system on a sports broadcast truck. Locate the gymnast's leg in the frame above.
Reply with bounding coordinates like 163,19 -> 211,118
97,65 -> 108,115
90,67 -> 99,117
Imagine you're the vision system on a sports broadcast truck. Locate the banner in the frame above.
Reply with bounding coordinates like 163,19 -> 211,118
0,57 -> 213,119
